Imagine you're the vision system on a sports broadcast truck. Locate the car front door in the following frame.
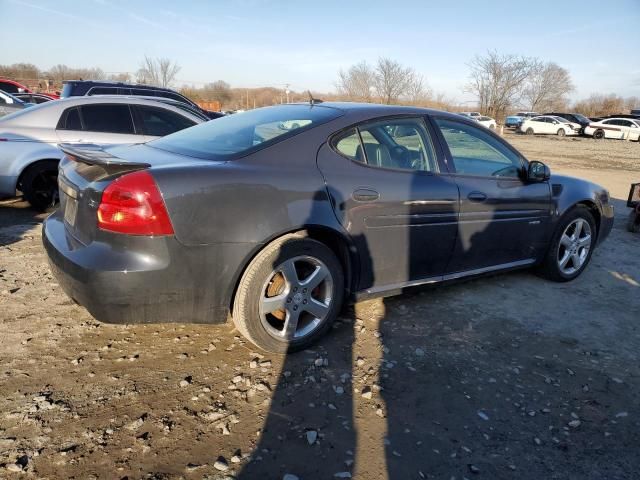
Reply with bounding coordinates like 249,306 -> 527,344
317,116 -> 459,293
432,116 -> 552,274
56,104 -> 143,145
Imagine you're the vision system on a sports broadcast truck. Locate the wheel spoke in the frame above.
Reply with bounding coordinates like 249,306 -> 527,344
304,298 -> 330,320
560,234 -> 572,247
282,309 -> 301,339
261,293 -> 287,314
279,259 -> 299,286
578,234 -> 591,248
300,265 -> 328,291
559,251 -> 571,268
573,219 -> 583,239
571,252 -> 582,269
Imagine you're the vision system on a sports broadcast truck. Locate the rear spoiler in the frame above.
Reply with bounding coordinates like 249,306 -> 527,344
59,143 -> 151,168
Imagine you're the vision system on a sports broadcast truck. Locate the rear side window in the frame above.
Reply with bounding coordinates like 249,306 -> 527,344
0,83 -> 19,94
136,105 -> 196,136
333,129 -> 362,161
80,104 -> 135,134
57,107 -> 82,130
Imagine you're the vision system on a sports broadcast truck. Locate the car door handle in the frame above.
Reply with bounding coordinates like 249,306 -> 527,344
467,191 -> 487,203
353,188 -> 379,202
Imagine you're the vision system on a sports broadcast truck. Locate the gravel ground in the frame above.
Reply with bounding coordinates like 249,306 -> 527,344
0,133 -> 639,479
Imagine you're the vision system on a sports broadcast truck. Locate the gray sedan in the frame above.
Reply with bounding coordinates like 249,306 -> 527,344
43,103 -> 613,352
0,96 -> 204,209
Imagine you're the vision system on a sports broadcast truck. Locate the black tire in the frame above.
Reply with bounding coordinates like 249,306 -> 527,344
20,160 -> 59,211
232,234 -> 344,353
526,128 -> 534,135
593,129 -> 605,140
539,205 -> 597,282
489,124 -> 496,130
627,210 -> 640,233
557,128 -> 566,137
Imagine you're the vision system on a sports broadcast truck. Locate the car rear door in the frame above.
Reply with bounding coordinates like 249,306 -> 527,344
317,116 -> 459,293
432,116 -> 552,274
56,104 -> 144,145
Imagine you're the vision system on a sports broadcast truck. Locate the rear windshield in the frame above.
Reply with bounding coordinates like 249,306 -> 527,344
148,104 -> 343,160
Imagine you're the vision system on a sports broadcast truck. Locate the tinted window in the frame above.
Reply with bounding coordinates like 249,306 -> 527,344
80,104 -> 135,134
531,117 -> 544,122
88,87 -> 118,95
137,105 -> 196,136
436,118 -> 521,178
355,118 -> 438,172
57,108 -> 82,130
619,120 -> 633,127
149,104 -> 343,160
33,96 -> 51,104
133,88 -> 154,96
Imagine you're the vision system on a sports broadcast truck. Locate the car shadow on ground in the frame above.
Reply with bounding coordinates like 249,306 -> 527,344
0,198 -> 48,247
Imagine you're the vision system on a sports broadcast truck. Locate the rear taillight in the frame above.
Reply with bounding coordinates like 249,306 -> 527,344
97,170 -> 174,236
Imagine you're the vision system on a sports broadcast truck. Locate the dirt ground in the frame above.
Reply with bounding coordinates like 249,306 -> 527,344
1,132 -> 639,480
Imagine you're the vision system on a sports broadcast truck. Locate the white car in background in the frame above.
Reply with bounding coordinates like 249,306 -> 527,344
459,111 -> 481,119
475,115 -> 497,129
0,96 -> 205,209
584,118 -> 640,141
519,115 -> 580,137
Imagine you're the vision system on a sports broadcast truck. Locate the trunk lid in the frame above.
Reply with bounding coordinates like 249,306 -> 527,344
57,143 -> 215,244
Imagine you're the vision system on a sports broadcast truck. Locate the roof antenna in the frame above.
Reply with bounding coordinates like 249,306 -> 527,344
307,90 -> 323,105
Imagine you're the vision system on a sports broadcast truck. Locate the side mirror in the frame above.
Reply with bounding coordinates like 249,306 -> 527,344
527,161 -> 550,182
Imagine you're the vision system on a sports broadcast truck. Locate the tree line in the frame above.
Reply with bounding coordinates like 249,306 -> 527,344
1,53 -> 637,117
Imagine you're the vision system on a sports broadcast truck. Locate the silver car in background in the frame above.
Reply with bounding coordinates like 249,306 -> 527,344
0,96 -> 205,209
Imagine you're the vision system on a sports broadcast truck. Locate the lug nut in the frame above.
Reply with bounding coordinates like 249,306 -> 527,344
303,299 -> 307,304
303,288 -> 307,293
293,287 -> 298,292
293,305 -> 298,311
287,298 -> 291,303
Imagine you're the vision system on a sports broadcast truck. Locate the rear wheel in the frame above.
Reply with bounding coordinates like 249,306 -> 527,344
539,206 -> 596,282
593,129 -> 605,140
557,128 -> 566,137
20,160 -> 59,211
232,235 -> 344,353
526,128 -> 534,135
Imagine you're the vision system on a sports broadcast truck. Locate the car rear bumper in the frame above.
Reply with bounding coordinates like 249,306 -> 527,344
43,212 -> 253,325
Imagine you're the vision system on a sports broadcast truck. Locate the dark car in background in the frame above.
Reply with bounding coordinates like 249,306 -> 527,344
44,103 -> 614,353
544,112 -> 591,133
61,80 -> 223,120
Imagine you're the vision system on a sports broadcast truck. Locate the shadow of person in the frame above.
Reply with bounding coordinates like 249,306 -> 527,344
237,189 -> 372,479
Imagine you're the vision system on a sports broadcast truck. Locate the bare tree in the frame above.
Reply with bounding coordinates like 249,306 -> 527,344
336,61 -> 376,101
465,51 -> 539,119
374,57 -> 415,104
47,65 -> 104,82
137,56 -> 181,87
404,73 -> 432,104
203,80 -> 232,104
522,62 -> 574,111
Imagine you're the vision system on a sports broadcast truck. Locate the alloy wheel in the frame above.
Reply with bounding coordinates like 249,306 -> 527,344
259,255 -> 334,341
557,218 -> 592,275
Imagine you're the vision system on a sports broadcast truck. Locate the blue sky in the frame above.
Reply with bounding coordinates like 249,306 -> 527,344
1,0 -> 639,102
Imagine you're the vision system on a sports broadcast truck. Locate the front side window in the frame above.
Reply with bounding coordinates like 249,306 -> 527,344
435,118 -> 522,178
136,105 -> 196,136
79,104 -> 135,134
149,104 -> 342,160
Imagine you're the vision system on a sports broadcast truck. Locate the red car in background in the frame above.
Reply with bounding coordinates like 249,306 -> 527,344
0,78 -> 59,99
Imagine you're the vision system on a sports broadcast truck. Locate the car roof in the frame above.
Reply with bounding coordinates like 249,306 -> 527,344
286,101 -> 466,120
63,79 -> 178,94
0,95 -> 204,128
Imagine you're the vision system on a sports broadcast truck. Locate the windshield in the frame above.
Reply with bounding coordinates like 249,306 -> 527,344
573,113 -> 589,123
149,104 -> 343,160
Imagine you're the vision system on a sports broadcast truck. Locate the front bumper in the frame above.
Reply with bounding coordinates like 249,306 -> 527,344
43,212 -> 253,325
598,203 -> 614,245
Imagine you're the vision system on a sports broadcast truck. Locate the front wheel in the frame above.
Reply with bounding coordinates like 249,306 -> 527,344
526,128 -> 534,135
232,235 -> 344,353
539,206 -> 596,282
593,129 -> 605,140
557,128 -> 566,137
